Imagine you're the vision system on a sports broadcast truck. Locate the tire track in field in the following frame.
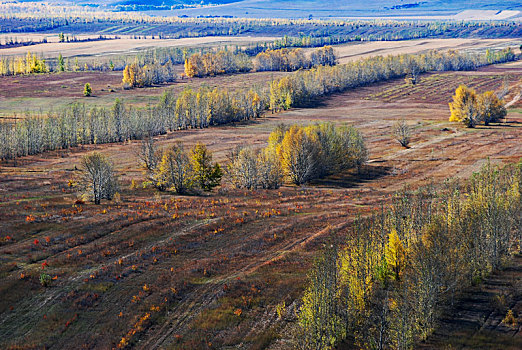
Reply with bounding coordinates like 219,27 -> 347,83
140,213 -> 351,349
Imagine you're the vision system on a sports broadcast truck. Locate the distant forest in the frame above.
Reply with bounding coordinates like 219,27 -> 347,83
0,3 -> 521,40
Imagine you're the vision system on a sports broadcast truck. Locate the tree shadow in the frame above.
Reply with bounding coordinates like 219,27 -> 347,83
310,164 -> 392,189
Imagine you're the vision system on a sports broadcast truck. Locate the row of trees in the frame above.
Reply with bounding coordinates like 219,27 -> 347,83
0,48 -> 516,162
184,46 -> 336,79
298,161 -> 522,349
0,51 -> 47,76
122,61 -> 177,88
449,84 -> 507,127
0,84 -> 263,162
268,48 -> 516,112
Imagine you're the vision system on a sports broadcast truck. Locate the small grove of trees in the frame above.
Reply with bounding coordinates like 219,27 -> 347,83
122,61 -> 177,88
184,50 -> 252,78
297,161 -> 522,349
79,152 -> 118,204
184,46 -> 336,79
269,123 -> 367,185
0,51 -> 47,76
141,139 -> 222,194
449,85 -> 507,127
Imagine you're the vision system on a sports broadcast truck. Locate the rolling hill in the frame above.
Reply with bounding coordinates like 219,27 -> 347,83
45,0 -> 522,19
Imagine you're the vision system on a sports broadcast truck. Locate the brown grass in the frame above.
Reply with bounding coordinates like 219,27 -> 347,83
0,35 -> 277,58
0,61 -> 521,349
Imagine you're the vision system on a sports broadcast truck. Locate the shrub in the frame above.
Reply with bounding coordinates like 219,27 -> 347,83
40,273 -> 52,287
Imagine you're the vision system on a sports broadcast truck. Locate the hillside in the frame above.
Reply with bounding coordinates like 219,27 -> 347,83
49,0 -> 522,19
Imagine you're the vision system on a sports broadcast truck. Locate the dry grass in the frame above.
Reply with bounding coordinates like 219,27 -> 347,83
329,38 -> 521,65
0,35 -> 277,58
0,60 -> 521,349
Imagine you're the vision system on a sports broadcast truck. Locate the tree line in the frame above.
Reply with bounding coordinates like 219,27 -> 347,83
297,160 -> 522,349
0,51 -> 47,76
0,36 -> 47,49
2,3 -> 521,40
268,47 -> 516,112
0,48 -> 517,162
182,46 -> 336,79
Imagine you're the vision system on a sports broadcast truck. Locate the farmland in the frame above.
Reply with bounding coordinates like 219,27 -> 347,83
1,54 -> 521,348
0,38 -> 519,116
1,1 -> 522,347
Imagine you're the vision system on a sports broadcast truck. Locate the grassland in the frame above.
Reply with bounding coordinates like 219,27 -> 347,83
0,52 -> 521,348
0,35 -> 277,59
0,37 -> 520,116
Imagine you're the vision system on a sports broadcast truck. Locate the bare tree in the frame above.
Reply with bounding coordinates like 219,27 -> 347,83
392,119 -> 411,148
80,152 -> 118,204
138,136 -> 159,172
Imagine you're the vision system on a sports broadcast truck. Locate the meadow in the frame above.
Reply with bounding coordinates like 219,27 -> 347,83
0,55 -> 521,348
1,4 -> 522,347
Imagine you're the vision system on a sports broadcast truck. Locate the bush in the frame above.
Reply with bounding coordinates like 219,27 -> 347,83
40,273 -> 52,287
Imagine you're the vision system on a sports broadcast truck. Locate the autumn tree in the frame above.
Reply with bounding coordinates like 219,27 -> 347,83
138,136 -> 159,173
449,85 -> 479,128
58,53 -> 65,72
83,83 -> 92,97
155,143 -> 193,194
278,125 -> 320,185
190,143 -> 222,191
79,152 -> 118,205
478,91 -> 506,125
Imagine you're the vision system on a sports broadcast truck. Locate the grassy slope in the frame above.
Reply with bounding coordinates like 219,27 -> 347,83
0,62 -> 521,349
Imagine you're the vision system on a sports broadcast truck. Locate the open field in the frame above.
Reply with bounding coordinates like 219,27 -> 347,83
146,0 -> 522,19
1,58 -> 521,348
0,38 -> 520,116
331,38 -> 522,65
0,35 -> 277,59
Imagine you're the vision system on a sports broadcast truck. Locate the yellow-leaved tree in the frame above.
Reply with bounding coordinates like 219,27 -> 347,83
385,229 -> 406,281
478,90 -> 507,125
449,85 -> 479,128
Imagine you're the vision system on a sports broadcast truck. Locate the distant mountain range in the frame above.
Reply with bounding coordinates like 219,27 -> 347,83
35,1 -> 522,19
